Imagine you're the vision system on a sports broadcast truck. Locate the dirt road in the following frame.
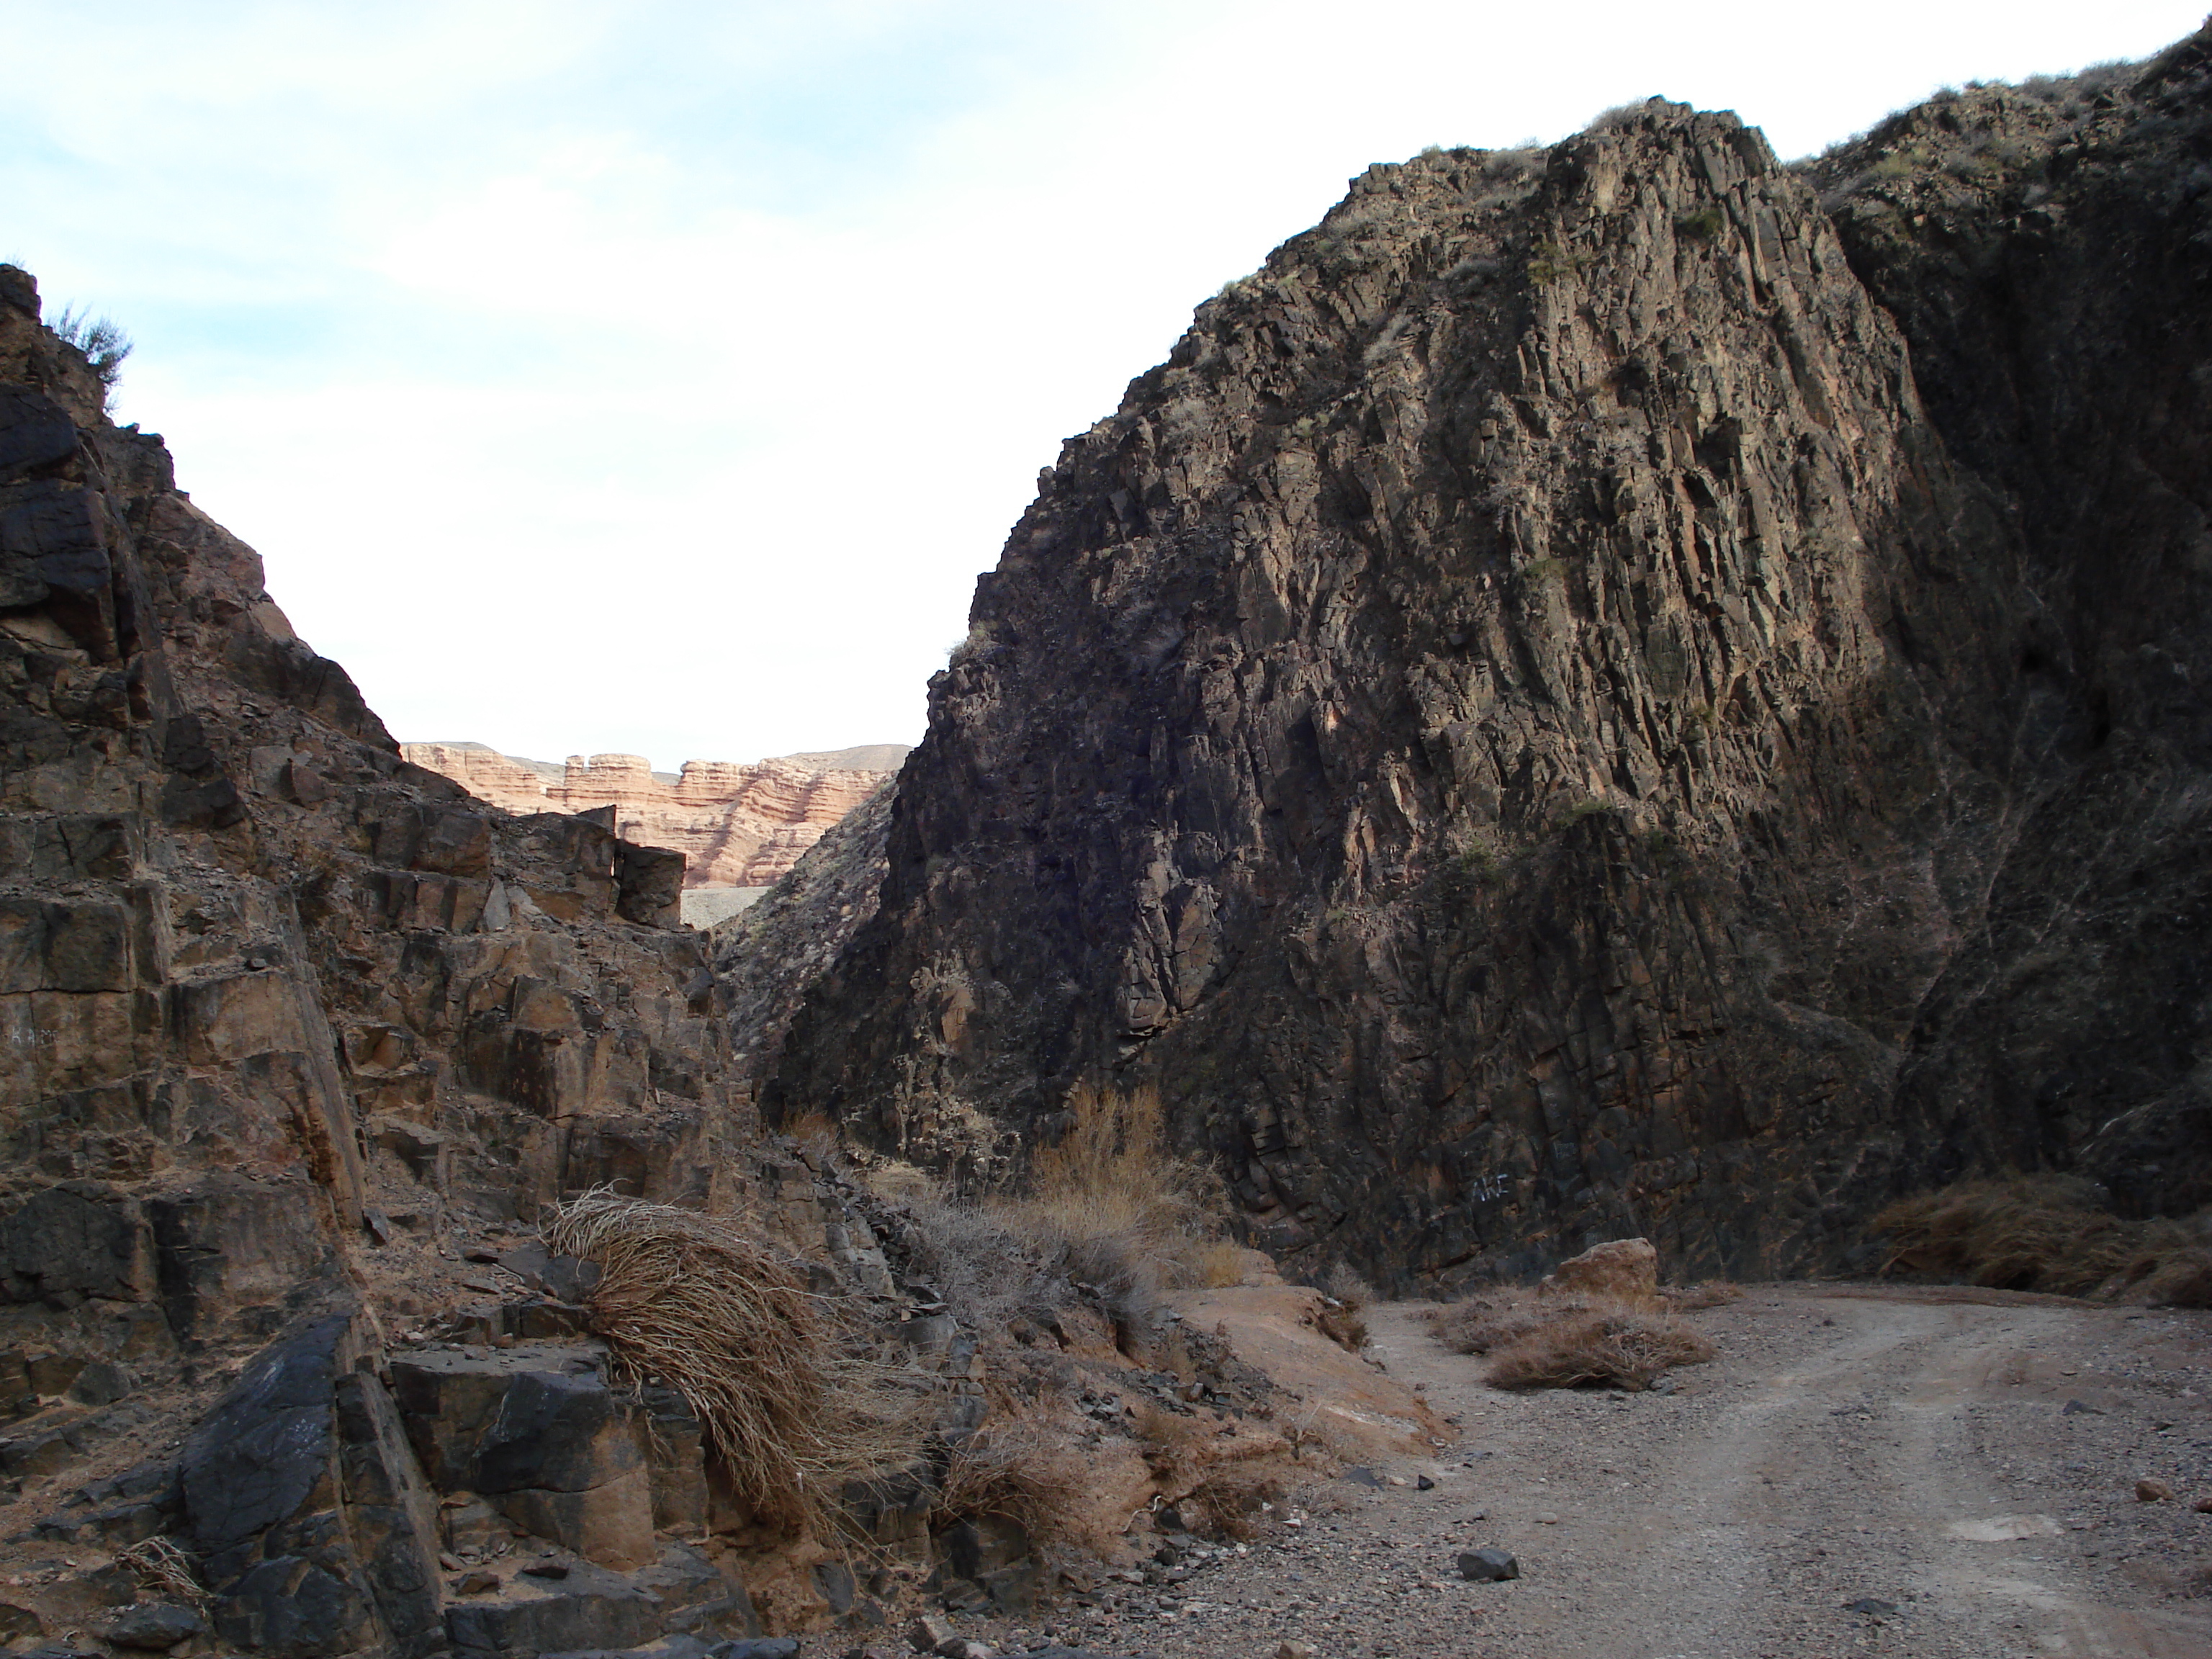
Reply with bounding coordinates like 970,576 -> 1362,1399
1027,1286 -> 2212,1658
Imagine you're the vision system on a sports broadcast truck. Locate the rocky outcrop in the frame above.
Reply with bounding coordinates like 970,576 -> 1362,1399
404,744 -> 904,891
1800,42 -> 2212,1233
0,264 -> 916,1650
0,264 -> 1384,1658
395,742 -> 559,811
765,30 -> 2212,1286
711,783 -> 894,1100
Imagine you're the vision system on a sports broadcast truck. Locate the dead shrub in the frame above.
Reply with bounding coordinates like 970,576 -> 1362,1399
1310,1264 -> 1374,1350
871,1084 -> 1240,1344
1659,1280 -> 1743,1312
894,1184 -> 1039,1332
1179,1460 -> 1288,1539
116,1537 -> 206,1607
931,1402 -> 1091,1550
1133,1400 -> 1213,1465
1483,1302 -> 1715,1391
1316,1302 -> 1368,1352
544,1190 -> 922,1534
1426,1296 -> 1549,1356
998,1082 -> 1229,1323
1428,1290 -> 1714,1390
1871,1177 -> 2212,1305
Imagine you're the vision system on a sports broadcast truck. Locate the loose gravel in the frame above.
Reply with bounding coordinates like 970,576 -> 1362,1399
956,1285 -> 2212,1658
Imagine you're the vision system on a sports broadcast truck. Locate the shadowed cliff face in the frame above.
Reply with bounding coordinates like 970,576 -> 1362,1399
1802,29 -> 2212,1227
768,52 -> 2212,1286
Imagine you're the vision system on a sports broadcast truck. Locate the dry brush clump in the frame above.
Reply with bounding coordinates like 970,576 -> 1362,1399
1310,1263 -> 1375,1352
930,1400 -> 1094,1551
116,1537 -> 207,1607
1017,1082 -> 1229,1300
884,1082 -> 1238,1335
1659,1280 -> 1744,1312
543,1190 -> 924,1535
1482,1303 -> 1715,1391
1427,1290 -> 1717,1391
1871,1177 -> 2212,1305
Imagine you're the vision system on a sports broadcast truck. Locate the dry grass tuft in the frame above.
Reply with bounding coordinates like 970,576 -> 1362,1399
1319,1263 -> 1376,1308
1871,1177 -> 2212,1305
996,1082 -> 1230,1324
932,1403 -> 1092,1549
116,1537 -> 207,1607
1428,1291 -> 1714,1390
1660,1280 -> 1743,1312
1483,1301 -> 1715,1391
1190,1239 -> 1254,1288
544,1190 -> 922,1534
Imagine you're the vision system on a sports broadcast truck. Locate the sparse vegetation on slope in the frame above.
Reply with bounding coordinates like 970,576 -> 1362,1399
1871,1177 -> 2212,1306
544,1190 -> 924,1533
883,1082 -> 1238,1337
47,303 -> 130,405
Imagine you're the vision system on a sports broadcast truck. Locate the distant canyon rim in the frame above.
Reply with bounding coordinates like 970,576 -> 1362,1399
402,741 -> 906,927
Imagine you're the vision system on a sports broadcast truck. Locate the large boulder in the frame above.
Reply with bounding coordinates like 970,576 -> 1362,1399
179,1310 -> 444,1658
1537,1238 -> 1659,1303
388,1342 -> 656,1570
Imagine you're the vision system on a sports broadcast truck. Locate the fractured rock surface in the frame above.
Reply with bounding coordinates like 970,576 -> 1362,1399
768,33 -> 2212,1283
0,264 -> 902,1653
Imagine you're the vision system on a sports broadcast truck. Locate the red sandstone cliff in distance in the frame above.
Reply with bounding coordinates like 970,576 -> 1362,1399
401,741 -> 904,889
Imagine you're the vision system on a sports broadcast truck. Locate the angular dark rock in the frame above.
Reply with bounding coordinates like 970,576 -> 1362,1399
444,1560 -> 662,1658
390,1343 -> 655,1569
96,1603 -> 204,1650
1457,1547 -> 1519,1582
767,32 -> 2212,1282
181,1311 -> 444,1658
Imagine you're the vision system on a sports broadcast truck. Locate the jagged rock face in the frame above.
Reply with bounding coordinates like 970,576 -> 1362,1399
769,60 -> 2212,1285
1800,33 -> 2212,1223
0,264 -> 760,1555
405,742 -> 899,889
711,783 -> 894,1100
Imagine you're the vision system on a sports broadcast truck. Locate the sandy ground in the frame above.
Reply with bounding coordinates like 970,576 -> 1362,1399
979,1285 -> 2212,1659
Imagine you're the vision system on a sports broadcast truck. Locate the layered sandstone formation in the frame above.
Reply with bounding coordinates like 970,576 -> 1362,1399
765,30 -> 2212,1286
403,742 -> 901,889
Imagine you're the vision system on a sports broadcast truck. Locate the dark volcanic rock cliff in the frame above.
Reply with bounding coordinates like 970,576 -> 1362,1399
768,32 -> 2212,1285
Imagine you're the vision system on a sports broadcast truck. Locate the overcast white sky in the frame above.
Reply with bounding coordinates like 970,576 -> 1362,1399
2,1 -> 2201,767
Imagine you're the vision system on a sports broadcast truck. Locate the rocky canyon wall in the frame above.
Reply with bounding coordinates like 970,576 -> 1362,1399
0,267 -> 950,1653
403,742 -> 900,890
765,30 -> 2212,1287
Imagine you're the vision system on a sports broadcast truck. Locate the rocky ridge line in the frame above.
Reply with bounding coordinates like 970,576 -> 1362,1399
762,30 -> 2212,1287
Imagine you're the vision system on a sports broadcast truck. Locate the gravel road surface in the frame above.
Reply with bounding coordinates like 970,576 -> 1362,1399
1001,1285 -> 2212,1658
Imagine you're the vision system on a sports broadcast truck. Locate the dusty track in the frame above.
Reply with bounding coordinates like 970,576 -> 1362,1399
1020,1286 -> 2212,1658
